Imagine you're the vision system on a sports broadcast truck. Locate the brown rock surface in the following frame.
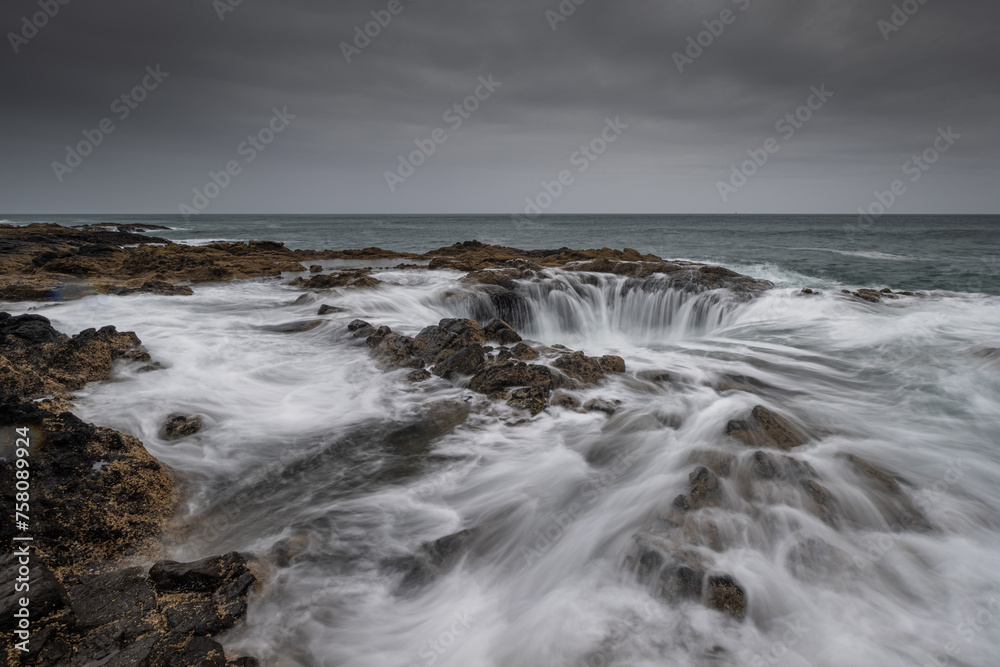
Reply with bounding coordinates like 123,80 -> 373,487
724,405 -> 809,451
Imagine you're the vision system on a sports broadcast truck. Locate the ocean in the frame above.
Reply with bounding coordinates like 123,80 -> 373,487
4,214 -> 1000,666
4,213 -> 1000,294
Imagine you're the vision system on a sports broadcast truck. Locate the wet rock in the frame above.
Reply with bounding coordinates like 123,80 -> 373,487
309,265 -> 323,273
724,405 -> 809,451
162,413 -> 204,440
149,553 -> 256,638
714,374 -> 772,394
469,361 -> 556,396
384,401 -> 470,457
508,386 -> 549,415
406,369 -> 432,383
439,318 -> 487,345
625,536 -> 707,601
1,313 -> 152,401
366,327 -> 423,370
510,342 -> 539,361
482,318 -> 522,344
583,398 -> 620,415
550,392 -> 581,409
289,270 -> 380,289
706,575 -> 747,619
553,351 -> 606,384
799,479 -> 837,522
104,280 -> 195,297
598,355 -> 626,374
0,553 -> 68,635
413,325 -> 464,364
751,450 -> 780,479
396,512 -> 512,589
432,344 -> 486,380
673,467 -> 723,511
258,319 -> 324,333
837,453 -> 931,530
347,319 -> 375,338
0,401 -> 173,571
318,304 -> 345,315
636,370 -> 681,384
687,450 -> 735,478
69,567 -> 157,631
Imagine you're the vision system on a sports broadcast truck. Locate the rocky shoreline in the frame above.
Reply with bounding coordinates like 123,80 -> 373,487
1,313 -> 259,666
1,223 -> 936,663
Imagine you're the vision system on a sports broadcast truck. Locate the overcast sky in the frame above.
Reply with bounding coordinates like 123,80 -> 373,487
1,0 -> 997,215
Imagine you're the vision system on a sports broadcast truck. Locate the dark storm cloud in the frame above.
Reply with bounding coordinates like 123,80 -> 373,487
0,0 -> 997,214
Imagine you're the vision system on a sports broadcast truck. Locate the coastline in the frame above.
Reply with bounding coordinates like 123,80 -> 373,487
0,223 -> 971,664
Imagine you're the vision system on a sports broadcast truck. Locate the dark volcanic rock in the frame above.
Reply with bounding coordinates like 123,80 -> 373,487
469,361 -> 556,396
598,355 -> 626,374
289,270 -> 380,289
706,575 -> 747,619
366,326 -> 423,370
510,342 -> 539,361
318,304 -> 345,315
432,344 -> 487,380
583,398 -> 620,415
724,405 -> 809,451
482,318 -> 522,344
508,386 -> 549,415
552,351 -> 606,384
162,414 -> 204,440
103,281 -> 194,297
347,319 -> 375,338
1,313 -> 151,402
0,401 -> 173,571
384,401 -> 470,457
258,319 -> 324,333
673,467 -> 723,511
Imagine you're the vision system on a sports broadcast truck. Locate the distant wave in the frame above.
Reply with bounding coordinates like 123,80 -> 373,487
792,247 -> 915,261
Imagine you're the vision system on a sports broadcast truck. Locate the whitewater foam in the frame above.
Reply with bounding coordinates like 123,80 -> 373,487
14,266 -> 1000,667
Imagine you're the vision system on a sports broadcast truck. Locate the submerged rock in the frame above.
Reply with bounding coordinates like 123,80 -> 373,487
672,466 -> 724,511
724,405 -> 809,451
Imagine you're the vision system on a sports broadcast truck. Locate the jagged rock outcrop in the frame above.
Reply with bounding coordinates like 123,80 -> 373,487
0,552 -> 257,666
288,270 -> 380,289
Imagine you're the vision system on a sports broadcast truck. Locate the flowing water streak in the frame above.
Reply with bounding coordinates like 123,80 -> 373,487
22,265 -> 1000,667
